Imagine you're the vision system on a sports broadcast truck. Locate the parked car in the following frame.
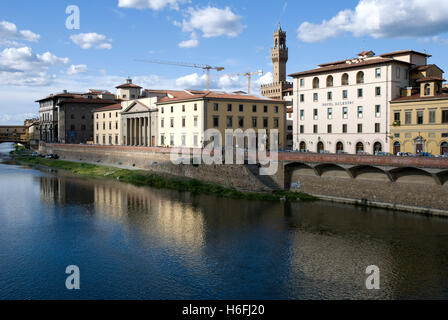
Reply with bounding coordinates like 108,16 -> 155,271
396,152 -> 410,157
375,151 -> 392,156
45,154 -> 59,159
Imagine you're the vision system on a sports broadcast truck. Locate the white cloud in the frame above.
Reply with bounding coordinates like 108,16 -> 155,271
66,64 -> 88,75
118,0 -> 184,11
0,46 -> 69,86
423,36 -> 448,46
176,6 -> 246,38
297,0 -> 448,43
175,73 -> 207,89
70,33 -> 112,50
0,21 -> 40,45
178,32 -> 199,48
256,72 -> 273,86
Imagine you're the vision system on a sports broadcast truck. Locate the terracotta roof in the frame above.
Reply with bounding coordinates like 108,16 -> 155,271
93,104 -> 122,112
35,93 -> 83,102
116,83 -> 142,89
380,49 -> 431,58
392,92 -> 448,102
289,57 -> 405,77
416,77 -> 445,82
156,90 -> 286,104
57,98 -> 119,105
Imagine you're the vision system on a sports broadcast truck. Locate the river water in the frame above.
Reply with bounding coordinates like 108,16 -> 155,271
0,142 -> 447,300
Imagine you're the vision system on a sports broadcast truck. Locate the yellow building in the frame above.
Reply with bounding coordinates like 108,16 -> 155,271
93,104 -> 123,145
390,76 -> 448,156
156,90 -> 287,150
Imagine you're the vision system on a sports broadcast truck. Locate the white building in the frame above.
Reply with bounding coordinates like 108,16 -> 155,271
289,50 -> 430,154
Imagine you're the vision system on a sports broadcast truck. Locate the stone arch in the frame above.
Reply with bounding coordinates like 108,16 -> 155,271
437,170 -> 448,185
326,75 -> 334,87
313,77 -> 320,89
349,165 -> 391,181
356,71 -> 364,84
284,162 -> 317,189
317,141 -> 325,153
314,163 -> 351,178
355,141 -> 365,154
389,167 -> 436,185
393,141 -> 401,155
341,73 -> 349,85
373,141 -> 383,154
299,141 -> 307,151
336,141 -> 344,153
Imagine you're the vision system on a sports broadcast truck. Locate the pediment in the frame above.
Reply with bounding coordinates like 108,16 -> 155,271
123,101 -> 149,113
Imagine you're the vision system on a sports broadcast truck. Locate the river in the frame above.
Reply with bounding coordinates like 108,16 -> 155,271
0,142 -> 447,300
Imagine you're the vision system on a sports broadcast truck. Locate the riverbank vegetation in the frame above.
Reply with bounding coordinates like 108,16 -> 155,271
14,155 -> 317,203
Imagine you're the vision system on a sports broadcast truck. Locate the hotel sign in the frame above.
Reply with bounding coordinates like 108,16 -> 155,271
322,101 -> 354,107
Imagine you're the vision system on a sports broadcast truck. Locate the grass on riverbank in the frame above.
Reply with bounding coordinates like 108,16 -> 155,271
15,155 -> 317,203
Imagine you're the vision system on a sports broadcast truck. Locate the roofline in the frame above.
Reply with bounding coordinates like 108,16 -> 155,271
289,59 -> 411,78
391,96 -> 448,103
380,50 -> 431,58
156,96 -> 287,105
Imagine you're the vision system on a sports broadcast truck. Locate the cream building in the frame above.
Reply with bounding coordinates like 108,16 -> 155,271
156,90 -> 287,149
93,104 -> 123,145
289,50 -> 431,154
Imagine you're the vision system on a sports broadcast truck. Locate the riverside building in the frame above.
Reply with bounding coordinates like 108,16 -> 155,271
289,50 -> 431,154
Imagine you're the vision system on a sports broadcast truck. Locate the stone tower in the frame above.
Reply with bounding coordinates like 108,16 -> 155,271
261,24 -> 292,101
272,24 -> 288,83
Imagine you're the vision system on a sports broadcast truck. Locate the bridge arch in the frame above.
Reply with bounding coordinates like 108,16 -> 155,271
314,163 -> 351,178
348,165 -> 391,181
389,167 -> 436,184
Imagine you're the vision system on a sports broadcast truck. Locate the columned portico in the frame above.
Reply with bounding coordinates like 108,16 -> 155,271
121,99 -> 158,148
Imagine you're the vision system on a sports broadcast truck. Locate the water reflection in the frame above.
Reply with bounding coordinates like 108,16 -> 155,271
1,159 -> 447,299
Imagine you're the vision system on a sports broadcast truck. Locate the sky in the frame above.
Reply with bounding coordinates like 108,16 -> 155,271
1,0 -> 448,124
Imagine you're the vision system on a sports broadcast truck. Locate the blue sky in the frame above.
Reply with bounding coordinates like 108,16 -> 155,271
1,0 -> 448,124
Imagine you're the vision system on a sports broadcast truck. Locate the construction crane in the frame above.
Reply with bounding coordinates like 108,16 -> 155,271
134,59 -> 224,91
225,70 -> 263,95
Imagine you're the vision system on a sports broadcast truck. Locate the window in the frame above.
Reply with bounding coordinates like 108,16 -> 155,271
274,106 -> 279,113
182,117 -> 186,128
313,93 -> 318,102
108,113 -> 111,119
313,109 -> 318,120
273,118 -> 279,129
327,124 -> 332,133
313,125 -> 318,133
239,104 -> 244,112
109,122 -> 112,130
103,135 -> 106,144
96,123 -> 99,130
103,123 -> 105,130
357,106 -> 363,119
300,94 -> 304,102
116,122 -> 118,130
358,88 -> 363,98
109,135 -> 112,145
443,110 -> 448,123
327,91 -> 332,100
356,71 -> 364,84
161,107 -> 164,114
343,107 -> 348,119
356,142 -> 364,153
263,118 -> 268,128
375,123 -> 380,133
326,75 -> 333,87
429,110 -> 436,124
375,105 -> 381,118
96,135 -> 99,144
96,114 -> 99,119
312,77 -> 320,88
375,68 -> 381,78
342,124 -> 347,133
342,90 -> 348,99
300,110 -> 304,121
405,111 -> 412,125
170,118 -> 174,128
182,105 -> 186,112
424,84 -> 431,96
194,104 -> 198,111
252,105 -> 257,112
170,134 -> 174,146
160,135 -> 165,146
417,111 -> 424,124
213,116 -> 219,128
227,104 -> 232,112
115,135 -> 118,145
161,119 -> 164,128
327,108 -> 333,119
213,103 -> 219,111
375,87 -> 381,96
357,124 -> 363,133
181,135 -> 186,147
300,79 -> 305,87
264,105 -> 268,113
394,112 -> 400,122
300,125 -> 304,133
238,117 -> 244,128
194,117 -> 198,127
227,116 -> 233,128
342,73 -> 349,85
396,67 -> 401,79
171,106 -> 174,113
194,134 -> 198,147
252,117 -> 257,127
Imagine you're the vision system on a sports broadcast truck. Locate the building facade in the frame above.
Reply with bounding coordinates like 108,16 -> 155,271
36,91 -> 118,144
390,76 -> 448,156
156,90 -> 287,149
0,125 -> 28,143
93,104 -> 123,146
290,50 -> 431,154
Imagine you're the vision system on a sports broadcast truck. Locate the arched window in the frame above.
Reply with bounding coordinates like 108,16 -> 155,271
313,77 -> 320,89
373,142 -> 382,154
317,141 -> 325,153
393,141 -> 401,155
356,71 -> 364,84
342,73 -> 349,86
299,141 -> 307,151
441,142 -> 448,155
336,142 -> 344,153
326,75 -> 334,87
356,142 -> 364,154
424,83 -> 431,96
